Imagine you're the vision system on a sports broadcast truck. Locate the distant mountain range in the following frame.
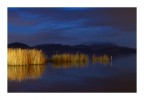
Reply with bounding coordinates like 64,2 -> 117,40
8,42 -> 136,56
8,42 -> 30,49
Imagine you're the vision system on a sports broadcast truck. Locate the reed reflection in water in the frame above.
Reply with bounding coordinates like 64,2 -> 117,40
52,60 -> 89,69
52,55 -> 112,69
8,64 -> 45,82
8,55 -> 112,81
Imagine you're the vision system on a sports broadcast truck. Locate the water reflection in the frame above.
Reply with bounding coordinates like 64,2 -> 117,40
52,61 -> 88,69
8,55 -> 112,82
8,64 -> 45,82
52,55 -> 112,69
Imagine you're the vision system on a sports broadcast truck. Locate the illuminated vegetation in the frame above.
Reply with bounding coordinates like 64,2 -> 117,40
8,48 -> 112,67
8,48 -> 113,82
52,54 -> 112,68
51,53 -> 89,62
8,65 -> 45,82
8,48 -> 47,65
92,54 -> 112,65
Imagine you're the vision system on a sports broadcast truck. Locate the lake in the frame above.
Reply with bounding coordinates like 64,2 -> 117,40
8,54 -> 136,92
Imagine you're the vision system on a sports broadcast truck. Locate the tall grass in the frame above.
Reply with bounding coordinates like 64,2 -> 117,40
92,54 -> 111,65
8,48 -> 46,65
8,65 -> 45,82
51,53 -> 89,62
8,48 -> 112,66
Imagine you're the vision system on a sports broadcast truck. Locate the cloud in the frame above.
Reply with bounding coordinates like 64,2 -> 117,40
8,8 -> 136,48
81,8 -> 136,32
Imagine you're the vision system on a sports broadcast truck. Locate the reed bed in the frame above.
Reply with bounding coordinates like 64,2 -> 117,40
8,48 -> 112,67
51,53 -> 89,62
92,54 -> 111,65
8,48 -> 46,65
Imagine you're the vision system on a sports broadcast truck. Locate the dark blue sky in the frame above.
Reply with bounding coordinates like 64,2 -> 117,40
8,8 -> 136,48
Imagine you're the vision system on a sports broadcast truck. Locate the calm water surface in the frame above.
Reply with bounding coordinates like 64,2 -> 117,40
8,54 -> 136,92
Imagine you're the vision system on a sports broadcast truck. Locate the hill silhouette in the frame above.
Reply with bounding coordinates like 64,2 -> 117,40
8,42 -> 30,49
8,42 -> 136,56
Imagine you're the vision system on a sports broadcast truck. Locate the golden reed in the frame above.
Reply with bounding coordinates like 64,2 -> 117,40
8,48 -> 47,65
92,54 -> 112,65
51,53 -> 89,62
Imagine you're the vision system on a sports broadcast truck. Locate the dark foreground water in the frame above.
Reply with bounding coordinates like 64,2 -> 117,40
8,54 -> 136,92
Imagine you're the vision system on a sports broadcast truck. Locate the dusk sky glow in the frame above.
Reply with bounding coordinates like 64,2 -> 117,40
8,8 -> 136,48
